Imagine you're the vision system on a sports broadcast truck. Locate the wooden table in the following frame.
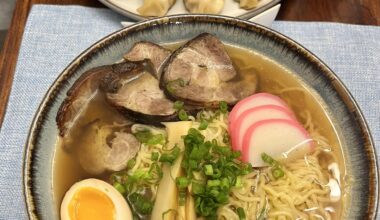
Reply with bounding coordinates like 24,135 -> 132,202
0,0 -> 379,128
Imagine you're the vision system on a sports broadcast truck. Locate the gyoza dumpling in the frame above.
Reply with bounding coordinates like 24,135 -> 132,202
184,0 -> 224,14
235,0 -> 258,9
137,0 -> 176,17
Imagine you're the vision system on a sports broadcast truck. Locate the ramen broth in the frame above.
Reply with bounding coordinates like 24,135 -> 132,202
53,44 -> 348,218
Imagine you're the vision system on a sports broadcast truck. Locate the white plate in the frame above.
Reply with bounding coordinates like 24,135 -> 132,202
99,0 -> 281,21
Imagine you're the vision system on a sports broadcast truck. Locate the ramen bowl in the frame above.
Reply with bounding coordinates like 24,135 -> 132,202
23,15 -> 378,219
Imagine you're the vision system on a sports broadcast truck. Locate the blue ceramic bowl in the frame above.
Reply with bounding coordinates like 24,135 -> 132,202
23,15 -> 378,219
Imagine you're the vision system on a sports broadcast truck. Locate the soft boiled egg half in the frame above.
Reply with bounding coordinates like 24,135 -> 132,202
61,178 -> 132,220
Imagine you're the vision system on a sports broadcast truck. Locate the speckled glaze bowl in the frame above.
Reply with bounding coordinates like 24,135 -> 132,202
24,15 -> 378,219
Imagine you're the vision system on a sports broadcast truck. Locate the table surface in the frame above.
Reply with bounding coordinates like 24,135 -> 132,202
0,0 -> 379,128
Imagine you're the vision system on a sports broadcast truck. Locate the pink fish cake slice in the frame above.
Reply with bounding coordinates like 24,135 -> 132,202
242,119 -> 314,167
230,105 -> 295,151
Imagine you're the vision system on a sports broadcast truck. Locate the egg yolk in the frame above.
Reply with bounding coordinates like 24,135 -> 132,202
69,187 -> 115,220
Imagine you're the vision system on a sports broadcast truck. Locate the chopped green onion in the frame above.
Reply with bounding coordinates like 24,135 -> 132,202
166,84 -> 175,94
199,110 -> 213,122
113,182 -> 126,195
192,182 -> 205,195
262,153 -> 284,179
198,119 -> 208,130
185,128 -> 205,145
176,176 -> 190,188
189,160 -> 198,169
166,78 -> 185,94
223,169 -> 235,184
124,169 -> 154,192
204,164 -> 213,176
134,130 -> 151,143
219,101 -> 228,113
215,192 -> 228,204
234,176 -> 242,187
207,179 -> 221,187
134,130 -> 165,145
178,79 -> 185,87
149,162 -> 163,179
214,145 -> 231,155
178,109 -> 189,121
127,159 -> 136,169
189,145 -> 209,160
209,189 -> 220,197
272,168 -> 284,179
221,177 -> 230,190
159,154 -> 176,164
173,101 -> 184,110
151,152 -> 159,161
241,163 -> 253,175
198,197 -> 216,217
159,146 -> 180,164
237,207 -> 246,220
147,134 -> 164,145
261,153 -> 278,167
181,129 -> 253,218
211,169 -> 221,179
128,192 -> 154,215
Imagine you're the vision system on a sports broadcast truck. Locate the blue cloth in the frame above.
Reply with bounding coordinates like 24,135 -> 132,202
0,4 -> 379,219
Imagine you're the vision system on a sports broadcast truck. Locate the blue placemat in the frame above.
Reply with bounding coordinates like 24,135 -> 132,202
0,4 -> 379,219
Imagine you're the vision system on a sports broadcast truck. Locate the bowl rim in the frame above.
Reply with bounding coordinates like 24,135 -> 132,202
97,0 -> 282,21
23,14 -> 379,219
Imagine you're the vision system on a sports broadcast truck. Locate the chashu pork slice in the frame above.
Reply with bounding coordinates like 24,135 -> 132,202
124,41 -> 171,79
78,120 -> 141,175
56,60 -> 146,137
101,60 -> 177,125
161,33 -> 257,108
